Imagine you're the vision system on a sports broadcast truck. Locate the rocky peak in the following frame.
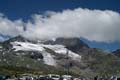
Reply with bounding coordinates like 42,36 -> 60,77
55,37 -> 89,52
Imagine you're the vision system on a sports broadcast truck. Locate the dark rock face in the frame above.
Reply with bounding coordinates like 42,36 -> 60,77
29,51 -> 44,60
112,49 -> 120,57
43,40 -> 54,45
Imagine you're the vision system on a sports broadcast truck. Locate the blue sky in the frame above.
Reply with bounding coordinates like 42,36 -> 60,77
0,0 -> 120,51
0,0 -> 120,21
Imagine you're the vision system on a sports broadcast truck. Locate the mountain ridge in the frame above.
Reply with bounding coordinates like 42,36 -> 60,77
0,35 -> 120,77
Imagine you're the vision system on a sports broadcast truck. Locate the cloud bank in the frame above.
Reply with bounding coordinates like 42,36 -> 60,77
0,8 -> 120,42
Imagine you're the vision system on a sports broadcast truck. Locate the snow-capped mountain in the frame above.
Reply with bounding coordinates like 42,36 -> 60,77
0,35 -> 120,76
0,36 -> 84,69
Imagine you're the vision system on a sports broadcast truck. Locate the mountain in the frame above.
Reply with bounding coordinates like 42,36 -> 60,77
0,36 -> 120,77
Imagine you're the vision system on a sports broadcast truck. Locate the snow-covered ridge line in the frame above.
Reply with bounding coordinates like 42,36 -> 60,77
11,41 -> 45,51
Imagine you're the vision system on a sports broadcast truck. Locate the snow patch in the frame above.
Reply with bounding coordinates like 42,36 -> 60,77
0,46 -> 2,48
42,51 -> 56,66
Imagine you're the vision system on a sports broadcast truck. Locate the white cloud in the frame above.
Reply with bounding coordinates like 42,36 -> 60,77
0,14 -> 23,37
0,8 -> 120,42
